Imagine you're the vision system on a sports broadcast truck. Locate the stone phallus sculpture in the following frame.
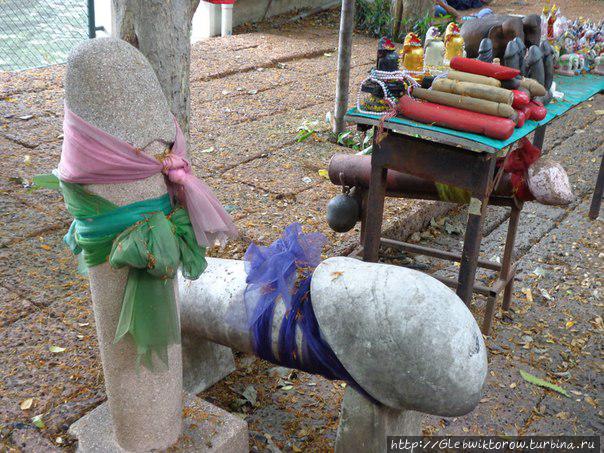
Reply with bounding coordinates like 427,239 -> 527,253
478,38 -> 494,63
179,250 -> 488,417
56,38 -> 246,452
513,36 -> 527,75
504,39 -> 522,70
526,45 -> 546,86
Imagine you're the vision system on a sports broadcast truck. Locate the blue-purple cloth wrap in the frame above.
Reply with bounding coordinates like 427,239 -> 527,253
244,223 -> 378,404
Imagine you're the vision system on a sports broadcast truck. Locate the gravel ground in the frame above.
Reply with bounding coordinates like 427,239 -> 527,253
1,5 -> 603,452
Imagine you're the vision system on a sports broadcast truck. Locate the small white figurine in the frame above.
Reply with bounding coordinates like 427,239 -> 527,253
424,26 -> 445,68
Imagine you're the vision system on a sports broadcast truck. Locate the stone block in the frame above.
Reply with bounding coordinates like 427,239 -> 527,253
335,388 -> 421,453
69,396 -> 248,453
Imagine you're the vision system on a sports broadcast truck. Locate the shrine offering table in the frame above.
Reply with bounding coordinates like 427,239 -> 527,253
344,75 -> 604,334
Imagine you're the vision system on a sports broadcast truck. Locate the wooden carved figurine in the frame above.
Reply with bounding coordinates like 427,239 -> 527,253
444,23 -> 465,63
478,38 -> 494,63
504,39 -> 521,70
526,45 -> 545,86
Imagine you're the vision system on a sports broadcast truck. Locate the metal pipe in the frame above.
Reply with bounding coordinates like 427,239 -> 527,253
333,0 -> 355,135
87,0 -> 96,39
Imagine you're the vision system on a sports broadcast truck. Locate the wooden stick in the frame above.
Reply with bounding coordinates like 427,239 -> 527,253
519,77 -> 547,97
412,87 -> 516,118
447,70 -> 501,87
432,78 -> 513,105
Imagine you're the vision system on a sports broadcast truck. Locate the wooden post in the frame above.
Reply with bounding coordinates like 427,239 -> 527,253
334,0 -> 355,135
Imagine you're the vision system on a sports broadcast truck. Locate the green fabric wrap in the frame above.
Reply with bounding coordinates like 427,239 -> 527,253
435,182 -> 471,204
36,175 -> 207,370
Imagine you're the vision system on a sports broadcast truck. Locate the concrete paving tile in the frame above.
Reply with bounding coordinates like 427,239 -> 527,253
190,28 -> 339,82
189,101 -> 334,174
0,230 -> 86,308
0,65 -> 65,98
189,63 -> 372,134
9,428 -> 61,452
0,89 -> 63,119
0,309 -> 102,434
0,287 -> 36,328
0,115 -> 62,149
202,176 -> 276,221
0,194 -> 66,247
223,151 -> 316,196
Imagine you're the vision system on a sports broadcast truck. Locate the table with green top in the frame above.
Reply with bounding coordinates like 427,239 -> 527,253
344,74 -> 603,334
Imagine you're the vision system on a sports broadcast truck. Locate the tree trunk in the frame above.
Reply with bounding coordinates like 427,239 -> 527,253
112,0 -> 200,139
392,0 -> 404,39
400,0 -> 433,34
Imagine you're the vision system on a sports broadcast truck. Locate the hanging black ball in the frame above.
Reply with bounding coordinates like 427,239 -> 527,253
327,193 -> 360,233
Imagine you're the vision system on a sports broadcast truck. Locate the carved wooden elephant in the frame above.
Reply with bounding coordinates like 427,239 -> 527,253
461,14 -> 542,60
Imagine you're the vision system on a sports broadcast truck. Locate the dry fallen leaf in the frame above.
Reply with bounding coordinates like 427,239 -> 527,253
522,288 -> 533,303
19,398 -> 33,410
49,346 -> 66,353
584,396 -> 598,408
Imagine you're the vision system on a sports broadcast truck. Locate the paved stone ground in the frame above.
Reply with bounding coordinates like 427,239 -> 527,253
0,6 -> 603,452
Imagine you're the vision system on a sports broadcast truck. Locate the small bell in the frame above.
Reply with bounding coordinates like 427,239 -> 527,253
327,188 -> 361,233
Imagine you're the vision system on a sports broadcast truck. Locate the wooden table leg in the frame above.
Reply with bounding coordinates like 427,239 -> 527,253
589,152 -> 604,220
362,141 -> 388,263
482,201 -> 522,334
501,203 -> 522,311
456,158 -> 497,306
457,196 -> 489,305
533,124 -> 547,149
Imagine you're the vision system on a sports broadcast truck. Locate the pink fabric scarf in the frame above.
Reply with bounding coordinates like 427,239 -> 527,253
58,107 -> 238,247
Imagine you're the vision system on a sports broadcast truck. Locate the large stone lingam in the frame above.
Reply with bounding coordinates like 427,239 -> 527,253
64,38 -> 246,452
179,255 -> 488,451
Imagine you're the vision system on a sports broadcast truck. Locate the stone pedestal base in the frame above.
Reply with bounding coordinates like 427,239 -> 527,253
182,335 -> 236,394
69,396 -> 248,453
335,388 -> 422,453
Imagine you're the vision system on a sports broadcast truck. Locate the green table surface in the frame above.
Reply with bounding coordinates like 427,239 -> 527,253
345,74 -> 604,153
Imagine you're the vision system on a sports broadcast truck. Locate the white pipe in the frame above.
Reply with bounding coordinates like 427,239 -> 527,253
221,4 -> 233,37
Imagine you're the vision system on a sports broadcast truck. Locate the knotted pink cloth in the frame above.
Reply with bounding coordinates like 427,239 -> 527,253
58,107 -> 238,247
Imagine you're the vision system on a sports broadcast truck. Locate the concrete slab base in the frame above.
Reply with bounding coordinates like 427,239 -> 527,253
182,335 -> 236,394
69,395 -> 248,453
335,388 -> 422,453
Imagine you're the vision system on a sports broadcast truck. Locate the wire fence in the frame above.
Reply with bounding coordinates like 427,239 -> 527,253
0,0 -> 92,72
